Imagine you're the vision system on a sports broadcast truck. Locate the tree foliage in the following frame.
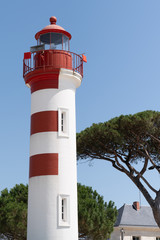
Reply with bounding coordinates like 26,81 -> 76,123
0,184 -> 28,240
77,110 -> 160,227
78,183 -> 117,240
0,183 -> 116,240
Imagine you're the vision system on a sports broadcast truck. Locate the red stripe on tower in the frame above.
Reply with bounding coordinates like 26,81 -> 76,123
29,153 -> 58,178
24,70 -> 60,93
31,111 -> 58,135
30,73 -> 59,93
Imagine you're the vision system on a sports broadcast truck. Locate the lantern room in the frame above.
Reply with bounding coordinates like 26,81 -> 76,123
34,16 -> 71,51
23,16 -> 86,84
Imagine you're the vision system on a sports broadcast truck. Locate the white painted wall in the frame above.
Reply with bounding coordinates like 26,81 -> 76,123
110,226 -> 160,240
27,69 -> 82,240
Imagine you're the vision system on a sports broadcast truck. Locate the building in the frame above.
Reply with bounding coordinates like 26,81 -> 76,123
110,201 -> 160,240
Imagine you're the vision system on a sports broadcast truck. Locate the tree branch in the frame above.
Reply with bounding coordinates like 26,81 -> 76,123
130,176 -> 155,208
143,147 -> 160,174
87,152 -> 126,173
139,157 -> 149,176
133,168 -> 157,194
149,134 -> 160,144
116,152 -> 135,175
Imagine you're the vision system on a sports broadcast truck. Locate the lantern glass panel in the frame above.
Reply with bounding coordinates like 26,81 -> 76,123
39,33 -> 69,50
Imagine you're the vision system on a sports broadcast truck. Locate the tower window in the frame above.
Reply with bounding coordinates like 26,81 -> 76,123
61,112 -> 65,132
61,198 -> 67,221
58,195 -> 70,227
58,108 -> 69,137
62,198 -> 64,219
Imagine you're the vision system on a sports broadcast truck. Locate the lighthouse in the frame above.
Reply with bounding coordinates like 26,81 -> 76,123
23,16 -> 86,240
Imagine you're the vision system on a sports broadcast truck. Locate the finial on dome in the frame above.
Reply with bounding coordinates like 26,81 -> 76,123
50,16 -> 57,25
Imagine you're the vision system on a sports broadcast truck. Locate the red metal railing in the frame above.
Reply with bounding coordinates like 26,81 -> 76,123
23,50 -> 83,77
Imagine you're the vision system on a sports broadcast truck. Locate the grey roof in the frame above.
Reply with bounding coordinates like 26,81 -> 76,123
115,204 -> 158,227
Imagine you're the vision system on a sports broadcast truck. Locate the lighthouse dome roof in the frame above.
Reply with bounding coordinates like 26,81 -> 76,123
35,16 -> 72,40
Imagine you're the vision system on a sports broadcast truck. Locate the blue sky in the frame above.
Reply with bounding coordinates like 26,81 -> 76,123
1,0 -> 160,209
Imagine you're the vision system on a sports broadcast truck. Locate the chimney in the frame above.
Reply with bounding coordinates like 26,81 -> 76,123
133,201 -> 140,211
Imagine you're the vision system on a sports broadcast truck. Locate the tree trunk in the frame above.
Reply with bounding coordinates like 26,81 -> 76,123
130,176 -> 160,228
152,190 -> 160,228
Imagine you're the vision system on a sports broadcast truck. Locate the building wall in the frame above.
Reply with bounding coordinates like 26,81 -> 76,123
110,226 -> 160,240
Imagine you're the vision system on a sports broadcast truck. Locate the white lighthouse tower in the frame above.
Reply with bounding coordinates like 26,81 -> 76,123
23,16 -> 86,240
